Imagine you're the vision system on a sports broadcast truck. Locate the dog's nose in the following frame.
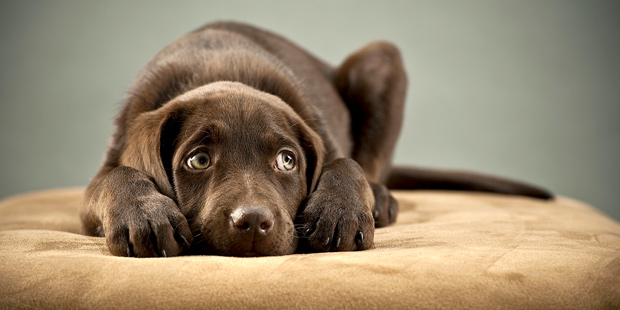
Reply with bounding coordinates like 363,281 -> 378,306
230,206 -> 274,240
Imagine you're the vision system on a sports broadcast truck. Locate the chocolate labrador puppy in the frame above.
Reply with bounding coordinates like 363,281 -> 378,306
80,22 -> 551,258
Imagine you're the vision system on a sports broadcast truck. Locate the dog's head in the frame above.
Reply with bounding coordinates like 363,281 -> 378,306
120,81 -> 325,256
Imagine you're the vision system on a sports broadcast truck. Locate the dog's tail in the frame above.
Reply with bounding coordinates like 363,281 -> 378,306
385,166 -> 553,200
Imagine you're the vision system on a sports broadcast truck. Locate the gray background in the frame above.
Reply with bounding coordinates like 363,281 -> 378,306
1,1 -> 618,221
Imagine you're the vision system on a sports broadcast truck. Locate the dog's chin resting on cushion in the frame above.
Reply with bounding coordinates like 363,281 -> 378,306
80,21 -> 552,258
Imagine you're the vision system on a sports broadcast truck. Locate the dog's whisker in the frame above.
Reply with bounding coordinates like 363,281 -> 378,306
186,217 -> 200,225
192,238 -> 205,245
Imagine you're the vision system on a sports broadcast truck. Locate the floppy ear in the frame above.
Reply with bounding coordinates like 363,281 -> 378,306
120,108 -> 183,200
296,122 -> 326,196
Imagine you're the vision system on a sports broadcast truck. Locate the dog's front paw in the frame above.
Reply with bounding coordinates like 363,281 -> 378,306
298,158 -> 375,252
301,190 -> 375,252
103,192 -> 193,258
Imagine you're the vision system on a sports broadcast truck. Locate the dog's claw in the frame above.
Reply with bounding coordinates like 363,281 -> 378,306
162,249 -> 167,257
324,237 -> 331,246
356,231 -> 364,244
180,235 -> 190,247
335,237 -> 341,248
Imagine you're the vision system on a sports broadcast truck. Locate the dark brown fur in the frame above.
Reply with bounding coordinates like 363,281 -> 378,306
80,22 -> 552,257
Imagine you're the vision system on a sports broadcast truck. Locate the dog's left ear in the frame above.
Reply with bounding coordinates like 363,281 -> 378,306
295,121 -> 325,196
120,106 -> 183,200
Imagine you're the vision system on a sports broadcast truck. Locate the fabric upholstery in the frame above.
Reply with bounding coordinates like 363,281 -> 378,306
1,188 -> 619,309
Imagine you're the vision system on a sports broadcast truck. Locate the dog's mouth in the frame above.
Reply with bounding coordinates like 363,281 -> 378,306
184,227 -> 298,257
239,252 -> 260,257
186,241 -> 280,257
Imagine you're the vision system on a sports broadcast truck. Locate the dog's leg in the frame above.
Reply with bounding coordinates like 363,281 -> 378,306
335,41 -> 407,227
335,41 -> 407,183
80,166 -> 193,257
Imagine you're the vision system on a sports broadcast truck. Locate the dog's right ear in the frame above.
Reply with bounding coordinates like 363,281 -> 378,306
295,121 -> 326,196
120,106 -> 184,200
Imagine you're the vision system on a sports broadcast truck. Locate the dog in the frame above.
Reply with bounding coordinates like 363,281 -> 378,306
80,22 -> 552,258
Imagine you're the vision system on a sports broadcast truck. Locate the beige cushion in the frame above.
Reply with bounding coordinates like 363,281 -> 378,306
1,188 -> 619,309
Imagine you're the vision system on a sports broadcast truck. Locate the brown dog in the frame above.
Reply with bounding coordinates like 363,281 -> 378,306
80,22 -> 551,257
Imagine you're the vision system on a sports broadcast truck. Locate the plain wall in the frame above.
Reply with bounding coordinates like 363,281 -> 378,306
1,1 -> 618,220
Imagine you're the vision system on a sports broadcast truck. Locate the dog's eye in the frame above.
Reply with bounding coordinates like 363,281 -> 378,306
276,151 -> 296,171
187,152 -> 210,170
